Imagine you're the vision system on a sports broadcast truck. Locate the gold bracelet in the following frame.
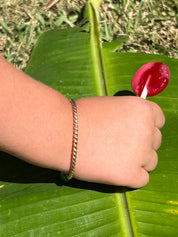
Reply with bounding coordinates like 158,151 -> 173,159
62,99 -> 78,180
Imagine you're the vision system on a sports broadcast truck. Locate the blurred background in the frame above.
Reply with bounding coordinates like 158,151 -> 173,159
0,0 -> 177,70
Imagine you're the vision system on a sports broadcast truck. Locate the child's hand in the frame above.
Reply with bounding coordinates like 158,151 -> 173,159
74,96 -> 165,188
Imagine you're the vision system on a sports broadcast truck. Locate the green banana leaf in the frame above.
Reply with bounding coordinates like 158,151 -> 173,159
0,1 -> 178,236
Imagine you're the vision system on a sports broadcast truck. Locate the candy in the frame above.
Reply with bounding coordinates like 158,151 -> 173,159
131,62 -> 170,99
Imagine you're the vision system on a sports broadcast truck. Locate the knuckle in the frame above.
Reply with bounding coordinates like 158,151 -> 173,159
127,171 -> 150,188
154,152 -> 158,167
157,129 -> 162,144
141,172 -> 150,187
154,128 -> 163,150
150,102 -> 166,128
161,113 -> 166,127
151,151 -> 158,171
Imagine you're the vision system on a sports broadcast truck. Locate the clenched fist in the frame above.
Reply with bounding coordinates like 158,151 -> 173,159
74,96 -> 165,188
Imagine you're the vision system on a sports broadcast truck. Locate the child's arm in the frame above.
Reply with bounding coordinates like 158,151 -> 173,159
0,56 -> 73,173
0,56 -> 165,188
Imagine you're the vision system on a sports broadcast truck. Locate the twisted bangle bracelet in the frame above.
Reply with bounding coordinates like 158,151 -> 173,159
62,99 -> 78,180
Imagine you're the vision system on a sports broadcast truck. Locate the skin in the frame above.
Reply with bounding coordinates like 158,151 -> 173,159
0,56 -> 165,188
76,97 -> 164,188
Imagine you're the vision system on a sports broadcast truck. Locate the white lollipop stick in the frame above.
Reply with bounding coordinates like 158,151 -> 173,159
140,75 -> 151,99
140,84 -> 148,99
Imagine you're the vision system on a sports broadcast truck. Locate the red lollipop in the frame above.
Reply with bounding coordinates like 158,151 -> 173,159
131,62 -> 170,99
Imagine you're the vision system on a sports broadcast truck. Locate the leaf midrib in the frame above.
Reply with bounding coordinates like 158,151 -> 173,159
89,2 -> 134,236
89,2 -> 108,96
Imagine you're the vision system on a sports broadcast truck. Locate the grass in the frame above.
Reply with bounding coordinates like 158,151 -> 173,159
0,0 -> 177,70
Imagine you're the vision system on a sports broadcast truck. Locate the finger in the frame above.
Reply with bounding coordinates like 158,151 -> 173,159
129,168 -> 150,188
149,101 -> 165,128
153,127 -> 162,150
143,150 -> 158,172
